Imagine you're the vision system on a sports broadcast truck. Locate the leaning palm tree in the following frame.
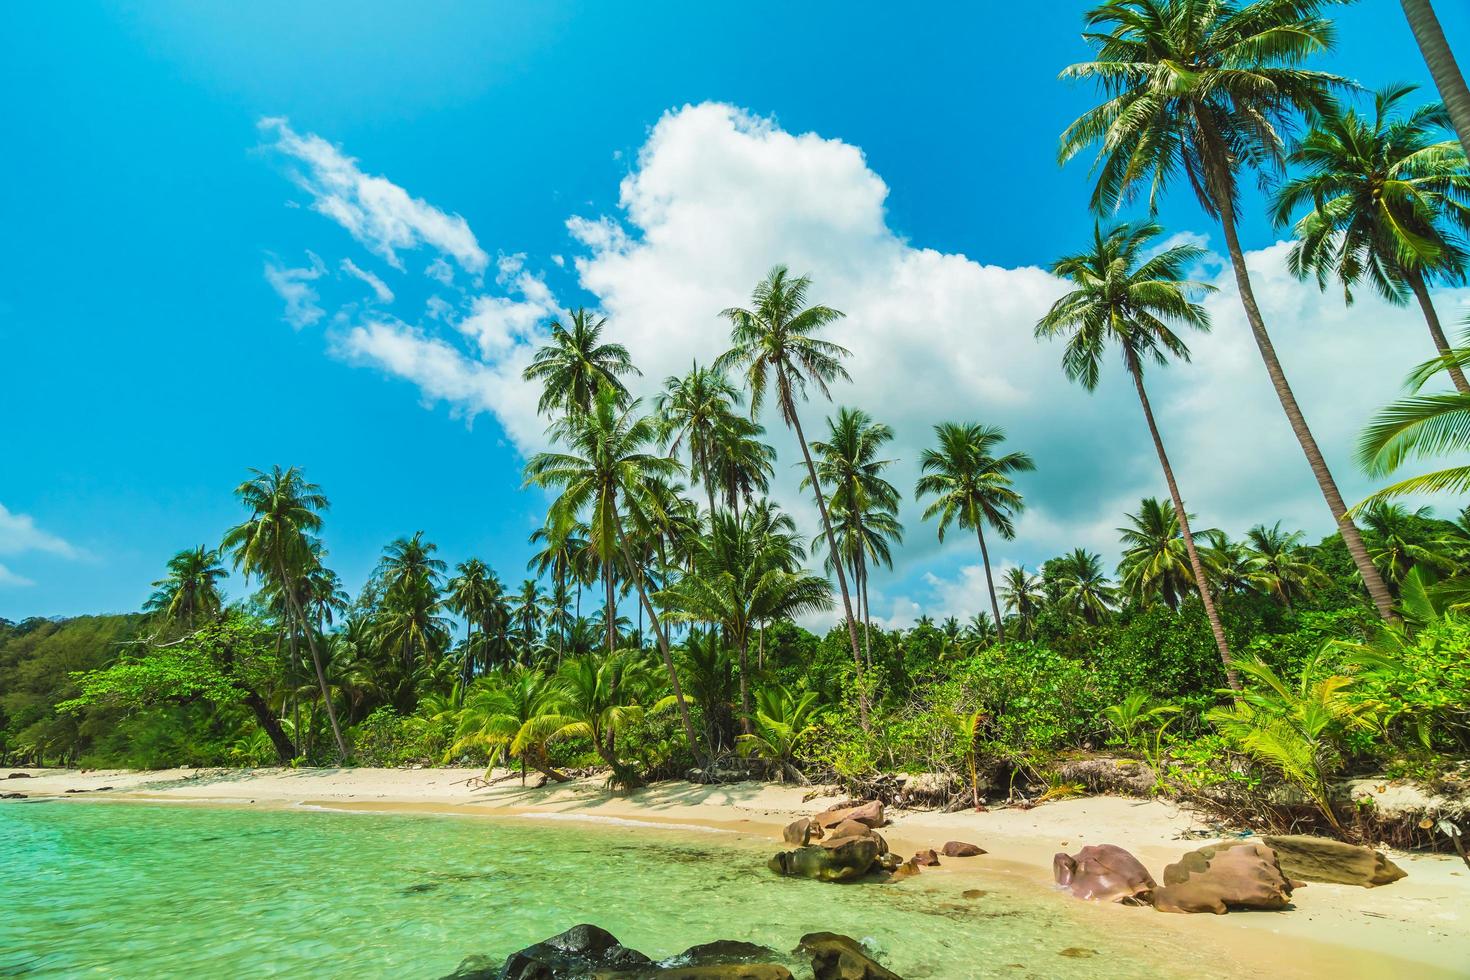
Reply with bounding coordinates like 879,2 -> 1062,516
1273,85 -> 1470,393
655,362 -> 745,516
448,667 -> 570,784
1401,0 -> 1470,159
915,422 -> 1033,641
1038,221 -> 1235,679
523,388 -> 704,765
221,465 -> 349,760
144,546 -> 227,628
715,265 -> 870,726
1060,0 -> 1397,622
522,308 -> 641,417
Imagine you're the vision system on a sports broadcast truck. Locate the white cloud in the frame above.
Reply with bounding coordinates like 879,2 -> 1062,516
340,258 -> 394,304
0,563 -> 34,588
0,503 -> 79,559
260,117 -> 488,274
264,253 -> 325,328
426,257 -> 456,286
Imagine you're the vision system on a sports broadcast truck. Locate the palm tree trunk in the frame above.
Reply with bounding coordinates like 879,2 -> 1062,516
1127,352 -> 1241,690
702,456 -> 719,519
972,517 -> 1005,643
738,634 -> 752,736
1212,167 -> 1398,622
614,522 -> 707,769
279,568 -> 349,762
783,388 -> 870,730
1402,0 -> 1470,160
1406,268 -> 1470,394
604,561 -> 616,655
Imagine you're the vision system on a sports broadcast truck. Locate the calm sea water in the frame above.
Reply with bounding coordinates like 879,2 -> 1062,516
2,799 -> 1222,979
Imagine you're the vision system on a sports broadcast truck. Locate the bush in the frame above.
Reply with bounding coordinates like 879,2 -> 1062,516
351,708 -> 453,767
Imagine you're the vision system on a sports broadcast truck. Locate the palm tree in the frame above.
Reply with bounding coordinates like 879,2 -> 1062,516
1202,529 -> 1261,597
661,509 -> 832,732
447,558 -> 494,688
736,684 -> 824,784
1060,0 -> 1398,622
1401,0 -> 1470,159
817,499 -> 903,663
915,422 -> 1033,641
711,414 -> 776,517
1117,497 -> 1207,612
716,266 -> 870,725
374,532 -> 450,674
144,546 -> 227,628
1360,501 -> 1453,589
1244,523 -> 1328,609
554,652 -> 660,787
1038,222 -> 1236,678
523,388 -> 704,764
1356,346 -> 1470,504
655,362 -> 745,516
999,566 -> 1044,637
522,308 -> 640,417
221,465 -> 348,760
1273,85 -> 1470,393
511,578 -> 547,654
449,667 -> 570,784
1048,548 -> 1116,626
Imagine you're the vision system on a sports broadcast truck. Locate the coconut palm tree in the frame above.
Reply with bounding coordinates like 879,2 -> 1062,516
816,499 -> 902,663
522,308 -> 641,417
1360,501 -> 1454,589
1244,522 -> 1328,609
1273,85 -> 1470,393
511,578 -> 547,654
716,267 -> 870,725
1357,345 -> 1470,505
736,684 -> 825,784
374,532 -> 450,674
449,667 -> 570,784
655,362 -> 745,517
1117,497 -> 1209,612
144,546 -> 227,628
915,422 -> 1033,642
1401,0 -> 1470,159
447,558 -> 494,688
1048,548 -> 1116,626
553,651 -> 661,787
221,465 -> 349,760
711,413 -> 776,518
1000,566 -> 1044,637
1060,0 -> 1397,622
1038,221 -> 1236,677
523,388 -> 704,764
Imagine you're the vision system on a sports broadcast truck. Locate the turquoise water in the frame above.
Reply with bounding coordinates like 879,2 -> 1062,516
2,800 -> 1217,978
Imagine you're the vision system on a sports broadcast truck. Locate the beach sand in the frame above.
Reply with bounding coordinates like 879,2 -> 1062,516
7,766 -> 1466,978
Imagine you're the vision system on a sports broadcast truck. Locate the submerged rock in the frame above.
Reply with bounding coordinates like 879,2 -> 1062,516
1154,841 -> 1293,914
797,933 -> 901,980
494,923 -> 653,979
888,857 -> 922,882
813,800 -> 885,830
1261,834 -> 1406,887
0,792 -> 26,800
768,837 -> 880,882
1052,844 -> 1155,905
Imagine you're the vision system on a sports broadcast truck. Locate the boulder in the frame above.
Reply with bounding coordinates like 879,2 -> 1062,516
1154,841 -> 1293,914
913,848 -> 940,866
782,818 -> 820,846
5,772 -> 31,779
822,820 -> 887,856
1052,844 -> 1156,904
1,792 -> 26,800
940,841 -> 985,858
768,837 -> 880,882
813,800 -> 884,830
669,941 -> 778,965
797,933 -> 901,980
1261,834 -> 1406,888
495,923 -> 653,979
889,858 -> 922,882
875,852 -> 902,873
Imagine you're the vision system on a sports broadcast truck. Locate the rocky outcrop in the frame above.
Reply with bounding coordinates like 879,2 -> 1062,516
798,933 -> 901,980
912,849 -> 940,866
0,792 -> 26,799
1261,834 -> 1406,887
940,841 -> 984,858
825,820 -> 888,855
492,924 -> 653,979
782,818 -> 821,846
1052,844 -> 1156,904
1154,840 -> 1293,914
767,836 -> 880,882
813,800 -> 885,830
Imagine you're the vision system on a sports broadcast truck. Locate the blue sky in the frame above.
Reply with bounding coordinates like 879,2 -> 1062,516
3,1 -> 1468,622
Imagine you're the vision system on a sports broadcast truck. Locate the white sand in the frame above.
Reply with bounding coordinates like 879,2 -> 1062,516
7,766 -> 1467,977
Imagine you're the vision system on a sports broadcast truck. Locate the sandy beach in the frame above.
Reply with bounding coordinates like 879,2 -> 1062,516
6,766 -> 1467,978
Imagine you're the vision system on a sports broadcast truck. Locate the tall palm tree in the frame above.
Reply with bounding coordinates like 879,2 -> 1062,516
511,578 -> 547,654
1038,222 -> 1236,677
711,414 -> 776,517
375,532 -> 450,673
144,546 -> 227,628
1060,0 -> 1397,622
915,422 -> 1033,641
522,308 -> 641,417
655,362 -> 745,517
1401,0 -> 1470,159
1117,497 -> 1208,611
817,499 -> 902,663
1245,522 -> 1329,609
221,465 -> 349,760
999,566 -> 1044,637
446,558 -> 494,688
1273,85 -> 1470,393
523,388 -> 704,764
1048,548 -> 1117,626
715,266 -> 870,727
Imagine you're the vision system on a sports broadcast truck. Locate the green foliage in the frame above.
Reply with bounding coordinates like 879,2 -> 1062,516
1102,693 -> 1179,748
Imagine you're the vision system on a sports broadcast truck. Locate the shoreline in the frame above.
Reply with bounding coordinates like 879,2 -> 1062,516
6,766 -> 1467,978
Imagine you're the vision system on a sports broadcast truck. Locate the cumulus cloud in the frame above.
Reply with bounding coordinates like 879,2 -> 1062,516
261,117 -> 488,274
340,258 -> 394,304
264,253 -> 326,328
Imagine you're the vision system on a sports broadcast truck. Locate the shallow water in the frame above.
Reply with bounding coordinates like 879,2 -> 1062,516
2,800 -> 1220,978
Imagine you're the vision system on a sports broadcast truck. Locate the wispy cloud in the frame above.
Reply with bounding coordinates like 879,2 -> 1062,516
0,503 -> 81,589
260,116 -> 488,274
264,253 -> 326,328
0,563 -> 34,588
340,258 -> 394,304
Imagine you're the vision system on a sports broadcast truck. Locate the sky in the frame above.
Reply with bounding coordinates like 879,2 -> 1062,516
3,1 -> 1469,624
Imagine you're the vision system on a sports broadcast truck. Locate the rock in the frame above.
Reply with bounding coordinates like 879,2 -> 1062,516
1261,834 -> 1406,888
913,849 -> 940,866
889,858 -> 922,881
496,923 -> 653,979
6,772 -> 31,779
822,820 -> 887,856
1052,844 -> 1156,904
940,841 -> 984,857
0,792 -> 26,800
797,933 -> 900,980
961,889 -> 986,899
1154,841 -> 1293,914
875,852 -> 902,872
768,837 -> 880,882
813,800 -> 884,830
782,818 -> 820,846
632,967 -> 793,979
1058,948 -> 1098,959
670,941 -> 778,965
